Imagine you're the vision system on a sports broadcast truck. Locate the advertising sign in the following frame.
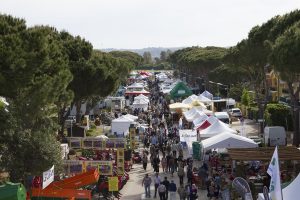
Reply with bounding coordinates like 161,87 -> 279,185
42,165 -> 54,189
108,177 -> 119,192
117,149 -> 125,175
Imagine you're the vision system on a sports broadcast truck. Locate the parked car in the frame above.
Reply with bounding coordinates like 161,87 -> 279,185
229,108 -> 242,118
214,112 -> 231,124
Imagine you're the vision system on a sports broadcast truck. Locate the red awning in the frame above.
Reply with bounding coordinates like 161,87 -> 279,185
196,120 -> 211,131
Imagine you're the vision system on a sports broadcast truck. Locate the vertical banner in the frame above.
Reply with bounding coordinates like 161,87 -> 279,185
42,165 -> 54,189
108,176 -> 119,192
117,149 -> 125,175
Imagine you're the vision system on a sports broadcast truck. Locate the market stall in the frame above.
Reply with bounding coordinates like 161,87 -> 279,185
201,132 -> 258,152
111,116 -> 135,135
198,118 -> 237,138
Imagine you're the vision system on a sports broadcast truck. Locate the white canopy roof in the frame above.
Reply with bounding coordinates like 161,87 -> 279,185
182,94 -> 199,104
201,132 -> 258,151
258,172 -> 300,200
200,119 -> 237,138
112,116 -> 134,122
193,115 -> 209,127
198,94 -> 213,103
194,115 -> 218,130
134,94 -> 150,103
122,114 -> 138,121
133,98 -> 149,105
201,90 -> 213,100
127,82 -> 144,89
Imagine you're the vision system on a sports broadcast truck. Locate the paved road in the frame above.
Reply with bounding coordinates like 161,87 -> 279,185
120,119 -> 260,200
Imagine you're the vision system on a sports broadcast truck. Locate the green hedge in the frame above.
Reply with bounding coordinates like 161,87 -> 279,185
264,103 -> 293,131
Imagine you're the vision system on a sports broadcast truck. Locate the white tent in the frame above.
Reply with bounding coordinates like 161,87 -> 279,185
127,82 -> 144,89
258,172 -> 300,200
111,116 -> 134,135
182,94 -> 199,104
123,114 -> 139,121
201,90 -> 213,100
134,94 -> 150,103
132,98 -> 149,111
201,132 -> 258,152
193,114 -> 209,127
200,119 -> 237,138
195,115 -> 218,130
198,94 -> 213,103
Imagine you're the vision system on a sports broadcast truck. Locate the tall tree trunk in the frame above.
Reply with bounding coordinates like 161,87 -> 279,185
76,100 -> 82,124
57,105 -> 67,139
287,82 -> 300,147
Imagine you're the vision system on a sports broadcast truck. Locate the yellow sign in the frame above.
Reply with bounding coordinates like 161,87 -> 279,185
117,149 -> 125,175
108,177 -> 119,192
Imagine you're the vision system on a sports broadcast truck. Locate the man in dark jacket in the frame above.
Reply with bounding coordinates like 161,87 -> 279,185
168,180 -> 177,200
162,177 -> 170,199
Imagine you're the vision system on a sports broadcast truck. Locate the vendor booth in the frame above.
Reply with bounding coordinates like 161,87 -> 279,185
169,82 -> 193,99
195,115 -> 218,131
111,116 -> 135,135
201,90 -> 213,100
132,98 -> 149,111
198,119 -> 237,138
201,132 -> 258,152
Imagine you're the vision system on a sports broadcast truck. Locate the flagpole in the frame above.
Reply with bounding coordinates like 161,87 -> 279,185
277,146 -> 284,200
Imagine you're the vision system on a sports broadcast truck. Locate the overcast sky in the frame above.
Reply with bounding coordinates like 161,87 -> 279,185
1,0 -> 299,49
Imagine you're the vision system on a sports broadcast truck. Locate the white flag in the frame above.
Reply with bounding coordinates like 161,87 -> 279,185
267,146 -> 282,200
42,165 -> 54,189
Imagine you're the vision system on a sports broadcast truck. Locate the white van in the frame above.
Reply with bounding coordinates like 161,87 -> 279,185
214,112 -> 231,124
264,126 -> 287,146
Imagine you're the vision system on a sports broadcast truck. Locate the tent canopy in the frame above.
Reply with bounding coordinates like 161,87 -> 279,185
193,114 -> 209,127
169,102 -> 192,110
195,115 -> 218,130
198,94 -> 213,103
122,114 -> 138,121
201,132 -> 258,152
169,82 -> 193,99
201,90 -> 213,100
199,119 -> 237,138
112,116 -> 134,123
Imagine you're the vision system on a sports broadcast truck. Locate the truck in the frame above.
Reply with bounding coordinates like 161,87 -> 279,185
264,126 -> 287,147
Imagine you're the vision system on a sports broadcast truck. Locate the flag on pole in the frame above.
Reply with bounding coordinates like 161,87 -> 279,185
267,146 -> 282,200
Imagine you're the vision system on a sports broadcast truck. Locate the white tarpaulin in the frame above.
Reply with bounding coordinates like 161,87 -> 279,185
258,172 -> 300,200
179,129 -> 198,155
193,114 -> 209,127
201,90 -> 213,100
201,132 -> 258,151
200,119 -> 237,138
111,116 -> 134,135
43,165 -> 54,189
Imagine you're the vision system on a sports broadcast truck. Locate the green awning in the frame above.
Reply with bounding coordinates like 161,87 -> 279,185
0,182 -> 26,200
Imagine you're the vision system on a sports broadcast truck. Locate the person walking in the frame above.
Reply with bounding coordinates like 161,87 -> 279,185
162,177 -> 170,200
158,183 -> 167,200
190,184 -> 198,200
177,163 -> 185,185
154,173 -> 161,198
142,174 -> 152,198
168,180 -> 177,200
177,184 -> 187,200
142,154 -> 148,171
161,155 -> 167,173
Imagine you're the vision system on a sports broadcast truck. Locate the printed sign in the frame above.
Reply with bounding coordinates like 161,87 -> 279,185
108,177 -> 119,192
42,165 -> 54,189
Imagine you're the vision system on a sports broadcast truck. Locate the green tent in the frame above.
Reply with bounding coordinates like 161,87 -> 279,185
169,82 -> 192,99
0,182 -> 26,200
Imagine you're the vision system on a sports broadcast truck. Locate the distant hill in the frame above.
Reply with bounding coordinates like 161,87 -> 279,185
101,47 -> 184,58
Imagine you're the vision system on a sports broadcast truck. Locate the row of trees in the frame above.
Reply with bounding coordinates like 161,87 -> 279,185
170,9 -> 300,145
0,14 -> 141,181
